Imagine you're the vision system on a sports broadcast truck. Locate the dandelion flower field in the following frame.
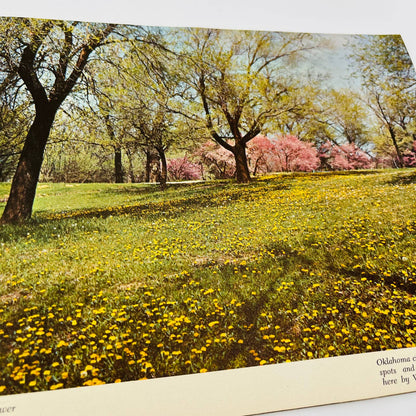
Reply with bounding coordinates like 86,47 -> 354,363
0,169 -> 416,395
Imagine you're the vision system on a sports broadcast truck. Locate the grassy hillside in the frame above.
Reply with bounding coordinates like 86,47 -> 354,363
1,169 -> 416,394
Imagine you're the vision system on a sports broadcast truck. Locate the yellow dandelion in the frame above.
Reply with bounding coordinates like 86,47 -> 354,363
273,346 -> 286,353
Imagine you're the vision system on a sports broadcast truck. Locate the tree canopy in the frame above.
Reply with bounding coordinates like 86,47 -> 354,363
0,17 -> 415,223
0,17 -> 116,223
351,35 -> 416,167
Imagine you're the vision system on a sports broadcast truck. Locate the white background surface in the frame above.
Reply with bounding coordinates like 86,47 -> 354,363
1,0 -> 416,414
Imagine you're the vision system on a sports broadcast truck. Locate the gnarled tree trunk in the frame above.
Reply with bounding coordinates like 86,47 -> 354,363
233,141 -> 251,183
1,106 -> 56,223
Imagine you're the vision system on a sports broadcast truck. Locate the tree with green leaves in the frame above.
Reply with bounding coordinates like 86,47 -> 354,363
0,17 -> 115,224
0,101 -> 31,182
0,20 -> 32,182
175,28 -> 319,182
109,34 -> 199,189
324,89 -> 371,148
39,109 -> 118,183
81,63 -> 128,184
271,81 -> 333,146
351,35 -> 416,167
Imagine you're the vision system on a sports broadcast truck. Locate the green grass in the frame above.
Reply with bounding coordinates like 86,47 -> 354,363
1,169 -> 416,394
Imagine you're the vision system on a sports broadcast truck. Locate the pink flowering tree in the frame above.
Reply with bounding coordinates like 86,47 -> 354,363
167,156 -> 203,181
271,135 -> 320,172
336,143 -> 374,170
318,141 -> 374,170
374,156 -> 395,169
195,135 -> 322,177
403,140 -> 416,167
193,141 -> 235,179
317,141 -> 333,170
246,135 -> 277,175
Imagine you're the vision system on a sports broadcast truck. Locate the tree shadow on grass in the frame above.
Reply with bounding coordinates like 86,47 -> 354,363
100,179 -> 231,197
100,177 -> 289,198
0,176 -> 294,245
385,170 -> 416,186
280,169 -> 383,179
36,180 -> 290,221
329,264 -> 416,295
0,180 -> 290,245
207,241 -> 316,368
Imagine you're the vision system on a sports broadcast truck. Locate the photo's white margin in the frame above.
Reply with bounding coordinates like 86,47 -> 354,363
1,1 -> 416,415
1,347 -> 416,415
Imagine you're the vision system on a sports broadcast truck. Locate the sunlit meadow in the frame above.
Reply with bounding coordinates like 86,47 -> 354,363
0,169 -> 415,395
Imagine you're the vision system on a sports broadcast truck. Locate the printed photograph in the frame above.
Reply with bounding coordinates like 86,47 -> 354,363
0,16 -> 416,397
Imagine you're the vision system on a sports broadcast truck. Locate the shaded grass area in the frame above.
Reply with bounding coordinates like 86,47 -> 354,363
0,168 -> 416,395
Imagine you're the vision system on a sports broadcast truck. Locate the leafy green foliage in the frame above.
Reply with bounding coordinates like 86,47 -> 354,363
351,35 -> 416,166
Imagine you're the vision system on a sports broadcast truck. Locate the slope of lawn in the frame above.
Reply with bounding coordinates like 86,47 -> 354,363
0,169 -> 416,394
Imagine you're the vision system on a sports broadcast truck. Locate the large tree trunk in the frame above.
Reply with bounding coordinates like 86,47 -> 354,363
1,108 -> 56,224
376,95 -> 404,168
104,116 -> 123,183
387,125 -> 404,168
145,146 -> 160,183
233,141 -> 251,183
114,146 -> 123,183
126,148 -> 136,183
157,147 -> 168,190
